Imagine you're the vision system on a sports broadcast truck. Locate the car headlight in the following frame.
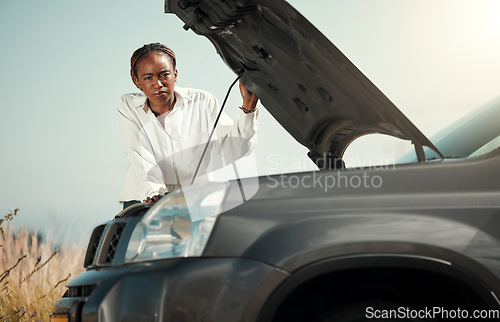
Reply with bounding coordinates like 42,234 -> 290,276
125,182 -> 229,263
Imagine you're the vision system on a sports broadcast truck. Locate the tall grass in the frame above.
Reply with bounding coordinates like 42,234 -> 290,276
1,209 -> 85,321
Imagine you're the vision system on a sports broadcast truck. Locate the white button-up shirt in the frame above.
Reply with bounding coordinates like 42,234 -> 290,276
117,87 -> 258,202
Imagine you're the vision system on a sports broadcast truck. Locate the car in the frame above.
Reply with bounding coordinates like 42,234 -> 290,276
51,0 -> 500,321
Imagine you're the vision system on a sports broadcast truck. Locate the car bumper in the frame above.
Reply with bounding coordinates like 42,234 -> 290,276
52,257 -> 289,322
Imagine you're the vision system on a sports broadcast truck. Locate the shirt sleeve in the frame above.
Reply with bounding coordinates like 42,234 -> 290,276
117,96 -> 168,201
207,93 -> 258,160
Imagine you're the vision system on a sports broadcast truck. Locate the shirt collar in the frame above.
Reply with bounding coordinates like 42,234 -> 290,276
173,86 -> 193,109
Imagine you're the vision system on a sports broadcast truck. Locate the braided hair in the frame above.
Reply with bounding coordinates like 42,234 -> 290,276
130,43 -> 176,84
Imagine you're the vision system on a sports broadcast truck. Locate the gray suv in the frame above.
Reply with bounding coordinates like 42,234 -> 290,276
52,0 -> 500,321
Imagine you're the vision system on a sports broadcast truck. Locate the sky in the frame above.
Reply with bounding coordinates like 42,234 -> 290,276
1,0 -> 500,245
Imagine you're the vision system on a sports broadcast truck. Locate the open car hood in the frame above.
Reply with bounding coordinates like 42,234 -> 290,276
165,0 -> 442,167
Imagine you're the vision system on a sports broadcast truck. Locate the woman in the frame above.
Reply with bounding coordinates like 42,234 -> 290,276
118,43 -> 258,209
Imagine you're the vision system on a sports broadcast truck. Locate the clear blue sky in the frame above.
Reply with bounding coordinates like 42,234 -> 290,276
2,0 -> 500,244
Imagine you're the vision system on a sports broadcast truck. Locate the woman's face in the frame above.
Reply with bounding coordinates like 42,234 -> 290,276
133,51 -> 178,110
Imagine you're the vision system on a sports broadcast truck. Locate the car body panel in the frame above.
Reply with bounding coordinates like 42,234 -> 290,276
206,151 -> 500,273
53,258 -> 289,322
257,254 -> 500,321
165,0 -> 441,163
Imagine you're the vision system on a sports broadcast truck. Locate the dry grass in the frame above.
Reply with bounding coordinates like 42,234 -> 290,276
1,212 -> 85,322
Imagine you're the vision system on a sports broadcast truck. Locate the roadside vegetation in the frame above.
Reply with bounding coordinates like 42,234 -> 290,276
1,209 -> 85,321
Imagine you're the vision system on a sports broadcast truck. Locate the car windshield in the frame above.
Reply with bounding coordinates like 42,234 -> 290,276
468,134 -> 500,158
397,95 -> 500,163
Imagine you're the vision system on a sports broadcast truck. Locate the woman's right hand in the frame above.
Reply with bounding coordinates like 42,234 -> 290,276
143,194 -> 165,204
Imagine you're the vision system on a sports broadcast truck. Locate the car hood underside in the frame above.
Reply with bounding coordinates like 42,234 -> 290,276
165,0 -> 441,166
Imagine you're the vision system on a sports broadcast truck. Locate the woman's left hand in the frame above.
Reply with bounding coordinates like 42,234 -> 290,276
239,81 -> 258,112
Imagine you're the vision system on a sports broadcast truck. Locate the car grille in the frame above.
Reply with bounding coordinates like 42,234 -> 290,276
83,205 -> 150,268
83,225 -> 105,267
83,222 -> 127,267
63,284 -> 96,298
104,223 -> 125,264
